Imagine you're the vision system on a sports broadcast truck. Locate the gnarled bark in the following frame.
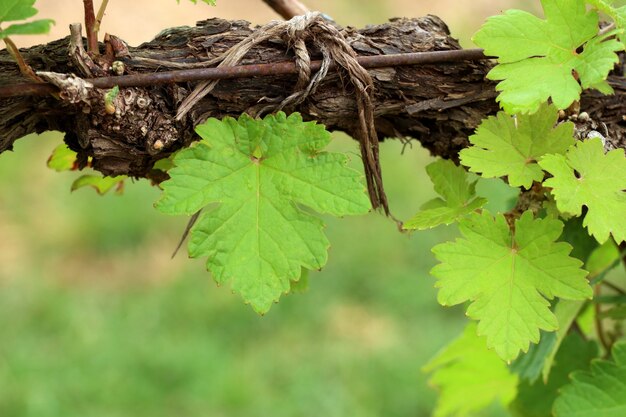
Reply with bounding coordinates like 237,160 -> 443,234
0,15 -> 624,178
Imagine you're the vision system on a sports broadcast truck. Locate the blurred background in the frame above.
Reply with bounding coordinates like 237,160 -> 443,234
0,1 -> 572,416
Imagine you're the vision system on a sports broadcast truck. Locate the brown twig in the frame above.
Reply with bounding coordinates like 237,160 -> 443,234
83,0 -> 99,54
1,37 -> 43,82
94,0 -> 110,38
262,0 -> 309,19
0,48 -> 490,98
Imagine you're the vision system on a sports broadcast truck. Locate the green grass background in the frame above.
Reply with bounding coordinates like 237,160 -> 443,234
0,128 -> 519,416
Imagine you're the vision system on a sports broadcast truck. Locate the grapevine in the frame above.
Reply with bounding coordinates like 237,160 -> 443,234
1,0 -> 625,415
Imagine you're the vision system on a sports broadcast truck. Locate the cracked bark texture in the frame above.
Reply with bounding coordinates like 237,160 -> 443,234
0,16 -> 624,178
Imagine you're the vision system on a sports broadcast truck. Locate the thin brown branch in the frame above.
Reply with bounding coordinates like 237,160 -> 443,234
2,37 -> 43,83
0,48 -> 489,98
262,0 -> 309,19
83,0 -> 99,54
94,0 -> 110,37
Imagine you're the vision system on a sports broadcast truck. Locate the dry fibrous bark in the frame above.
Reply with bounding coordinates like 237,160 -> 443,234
0,15 -> 624,179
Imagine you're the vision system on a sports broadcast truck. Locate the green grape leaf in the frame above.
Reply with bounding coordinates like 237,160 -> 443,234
510,333 -> 598,417
71,174 -> 126,195
431,210 -> 592,362
403,159 -> 486,230
553,341 -> 626,417
460,104 -> 575,189
539,138 -> 626,244
423,323 -> 518,417
47,143 -> 77,172
0,0 -> 53,38
155,112 -> 370,313
472,0 -> 624,114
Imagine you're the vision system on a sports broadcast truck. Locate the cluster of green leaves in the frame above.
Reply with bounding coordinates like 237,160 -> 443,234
431,210 -> 591,362
0,0 -> 53,39
416,0 -> 626,415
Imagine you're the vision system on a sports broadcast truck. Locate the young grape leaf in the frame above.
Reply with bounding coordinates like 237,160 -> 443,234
47,143 -> 78,172
460,104 -> 574,189
155,112 -> 371,313
431,210 -> 592,362
403,159 -> 486,230
472,0 -> 623,114
553,341 -> 626,417
71,174 -> 126,195
0,0 -> 54,39
423,323 -> 518,417
510,333 -> 598,417
539,138 -> 626,244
